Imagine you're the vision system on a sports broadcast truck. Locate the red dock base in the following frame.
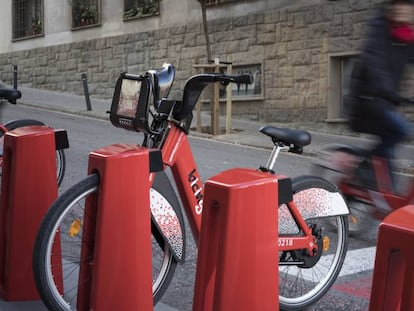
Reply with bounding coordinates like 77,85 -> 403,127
369,204 -> 414,311
75,144 -> 159,311
0,126 -> 60,301
193,168 -> 279,311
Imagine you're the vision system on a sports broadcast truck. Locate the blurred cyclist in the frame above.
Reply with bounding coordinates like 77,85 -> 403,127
348,0 -> 414,192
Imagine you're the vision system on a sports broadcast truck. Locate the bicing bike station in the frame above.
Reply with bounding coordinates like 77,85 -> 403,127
0,70 -> 414,310
1,120 -> 413,311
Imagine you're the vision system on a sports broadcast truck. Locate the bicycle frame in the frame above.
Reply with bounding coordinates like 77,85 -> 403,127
156,123 -> 344,256
339,155 -> 414,218
159,124 -> 203,241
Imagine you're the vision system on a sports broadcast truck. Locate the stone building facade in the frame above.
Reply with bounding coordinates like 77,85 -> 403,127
0,0 -> 392,125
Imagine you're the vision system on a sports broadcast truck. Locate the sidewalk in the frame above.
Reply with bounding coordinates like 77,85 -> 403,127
18,85 -> 414,174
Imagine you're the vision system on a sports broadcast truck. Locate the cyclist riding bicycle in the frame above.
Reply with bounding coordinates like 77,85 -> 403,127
348,0 -> 414,193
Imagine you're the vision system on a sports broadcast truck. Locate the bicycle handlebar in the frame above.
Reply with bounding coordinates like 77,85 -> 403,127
0,81 -> 21,104
173,73 -> 254,120
216,74 -> 254,85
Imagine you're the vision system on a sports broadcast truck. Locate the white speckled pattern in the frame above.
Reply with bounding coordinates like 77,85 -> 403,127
150,188 -> 184,260
279,188 -> 348,234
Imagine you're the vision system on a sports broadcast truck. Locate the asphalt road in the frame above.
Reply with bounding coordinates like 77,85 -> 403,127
0,104 -> 378,310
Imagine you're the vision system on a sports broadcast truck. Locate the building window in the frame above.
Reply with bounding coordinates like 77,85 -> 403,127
327,53 -> 357,122
12,0 -> 43,40
69,0 -> 100,29
123,0 -> 160,20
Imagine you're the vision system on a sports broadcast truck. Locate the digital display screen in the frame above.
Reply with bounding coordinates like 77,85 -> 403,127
117,79 -> 141,118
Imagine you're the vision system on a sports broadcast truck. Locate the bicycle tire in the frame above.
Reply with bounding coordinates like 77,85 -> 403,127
55,149 -> 66,186
33,173 -> 179,311
279,175 -> 349,310
0,119 -> 66,186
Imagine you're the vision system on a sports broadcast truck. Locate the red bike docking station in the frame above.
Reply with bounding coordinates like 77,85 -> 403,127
76,144 -> 163,311
74,151 -> 280,310
370,204 -> 414,311
193,168 -> 279,311
0,125 -> 66,301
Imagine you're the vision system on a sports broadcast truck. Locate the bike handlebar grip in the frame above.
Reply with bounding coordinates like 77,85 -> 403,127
0,81 -> 21,103
227,74 -> 254,85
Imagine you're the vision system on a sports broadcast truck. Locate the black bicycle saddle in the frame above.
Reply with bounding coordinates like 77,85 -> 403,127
260,125 -> 311,148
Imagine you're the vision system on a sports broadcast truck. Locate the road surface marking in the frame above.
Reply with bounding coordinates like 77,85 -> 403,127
281,246 -> 376,282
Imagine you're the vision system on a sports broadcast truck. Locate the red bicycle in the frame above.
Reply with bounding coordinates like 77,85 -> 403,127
0,81 -> 67,185
314,143 -> 414,234
33,64 -> 350,311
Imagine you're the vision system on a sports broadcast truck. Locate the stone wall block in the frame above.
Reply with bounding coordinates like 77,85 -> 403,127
65,59 -> 78,71
281,26 -> 292,42
326,37 -> 352,53
334,2 -> 350,14
248,13 -> 264,25
264,10 -> 280,24
239,39 -> 251,52
257,33 -> 276,45
234,25 -> 257,40
171,25 -> 187,35
184,33 -> 197,47
265,43 -> 287,59
332,14 -> 343,26
289,51 -> 311,66
309,22 -> 329,38
293,12 -> 306,28
171,34 -> 185,45
103,59 -> 122,69
349,0 -> 371,11
277,66 -> 293,79
286,39 -> 308,51
293,65 -> 319,82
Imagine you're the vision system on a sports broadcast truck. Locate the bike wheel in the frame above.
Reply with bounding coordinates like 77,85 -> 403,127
33,173 -> 179,311
279,176 -> 349,310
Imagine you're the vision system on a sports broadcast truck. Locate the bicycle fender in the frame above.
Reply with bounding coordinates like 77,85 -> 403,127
151,171 -> 186,262
279,175 -> 349,234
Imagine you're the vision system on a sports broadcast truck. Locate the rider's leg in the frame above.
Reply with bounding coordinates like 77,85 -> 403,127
370,110 -> 412,193
349,108 -> 412,192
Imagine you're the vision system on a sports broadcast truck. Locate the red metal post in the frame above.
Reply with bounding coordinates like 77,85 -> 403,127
369,204 -> 414,311
0,126 -> 62,300
193,168 -> 279,311
79,144 -> 156,311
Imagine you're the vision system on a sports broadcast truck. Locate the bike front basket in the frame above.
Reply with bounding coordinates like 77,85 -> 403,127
110,72 -> 151,133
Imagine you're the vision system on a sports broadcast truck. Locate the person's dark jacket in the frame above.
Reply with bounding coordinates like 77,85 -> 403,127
349,7 -> 414,131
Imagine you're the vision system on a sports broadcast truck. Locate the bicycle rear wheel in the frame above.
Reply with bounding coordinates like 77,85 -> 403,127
33,173 -> 180,311
278,176 -> 349,310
